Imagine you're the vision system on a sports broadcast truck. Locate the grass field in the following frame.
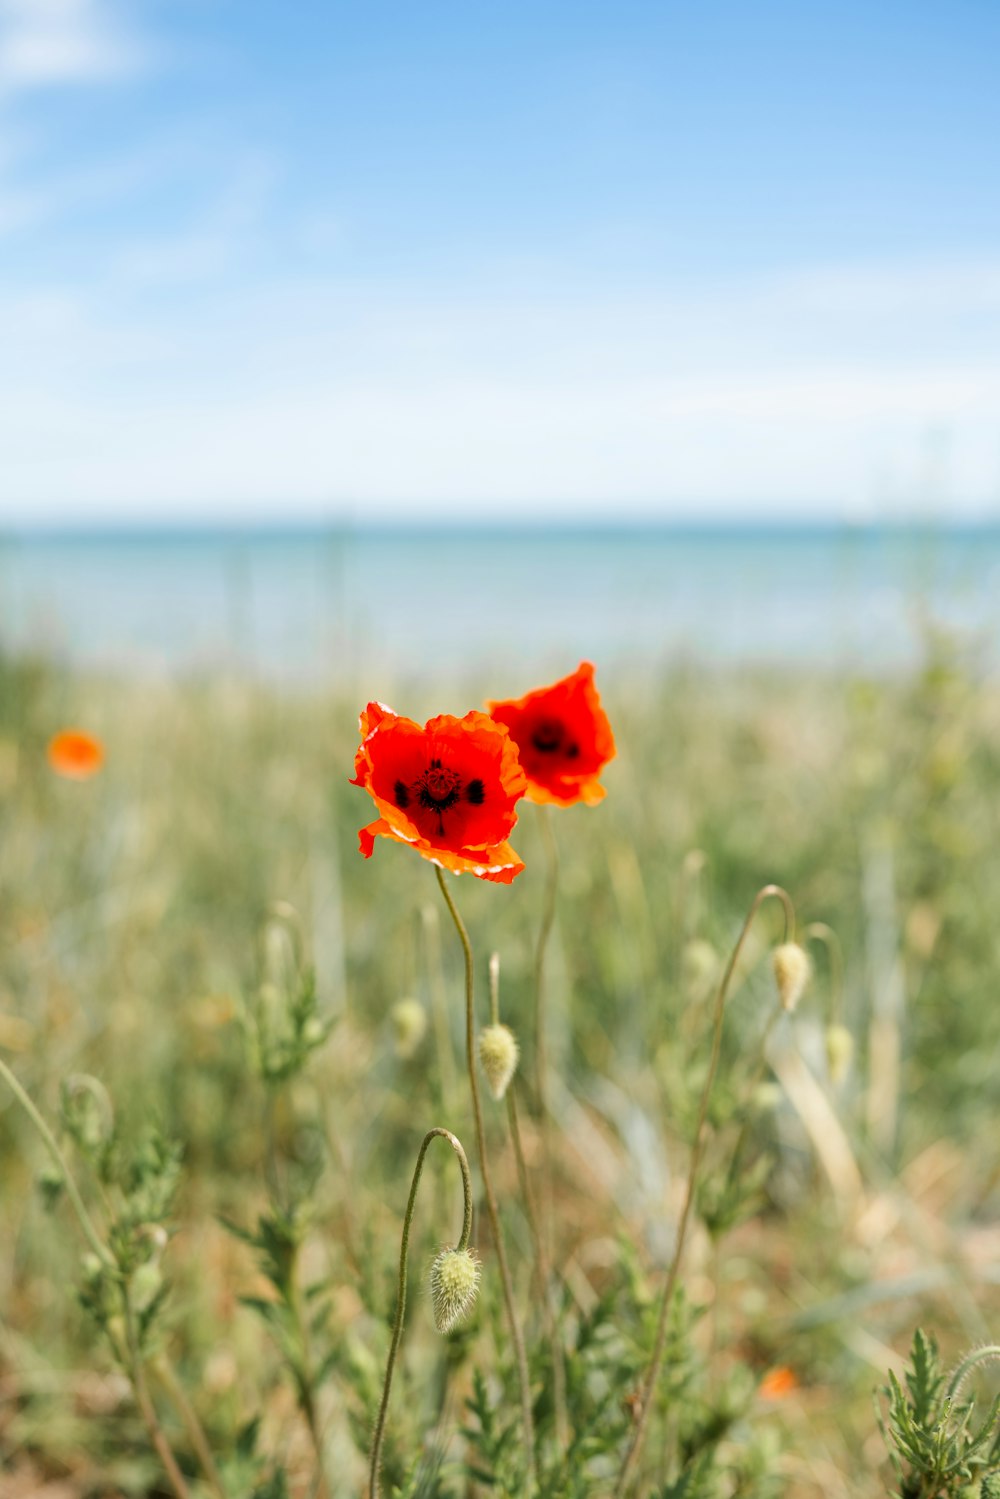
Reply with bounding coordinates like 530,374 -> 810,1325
1,634 -> 999,1498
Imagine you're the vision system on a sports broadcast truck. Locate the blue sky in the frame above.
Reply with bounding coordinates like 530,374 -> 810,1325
1,0 -> 999,524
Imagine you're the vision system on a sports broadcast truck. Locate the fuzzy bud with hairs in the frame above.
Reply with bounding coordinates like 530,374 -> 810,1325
428,1246 -> 481,1333
772,942 -> 811,1013
478,1023 -> 519,1101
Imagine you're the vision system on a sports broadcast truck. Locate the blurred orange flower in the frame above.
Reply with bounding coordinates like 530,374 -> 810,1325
486,661 -> 615,807
351,702 -> 527,883
759,1365 -> 798,1400
47,729 -> 105,780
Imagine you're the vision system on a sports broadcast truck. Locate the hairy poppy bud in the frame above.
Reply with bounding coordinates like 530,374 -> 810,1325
825,1023 -> 854,1084
981,1475 -> 1000,1499
428,1246 -> 480,1333
390,997 -> 427,1059
772,942 -> 811,1013
478,1023 -> 519,1101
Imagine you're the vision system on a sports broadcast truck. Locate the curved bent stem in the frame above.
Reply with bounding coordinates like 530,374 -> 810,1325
614,883 -> 796,1497
0,1054 -> 113,1267
0,1055 -> 198,1498
435,867 -> 537,1493
804,920 -> 845,1028
369,1126 -> 474,1499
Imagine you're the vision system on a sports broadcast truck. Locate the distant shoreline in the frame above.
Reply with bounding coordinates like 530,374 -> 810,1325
4,516 -> 1000,546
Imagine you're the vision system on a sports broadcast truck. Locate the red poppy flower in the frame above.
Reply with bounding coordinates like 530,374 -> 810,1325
486,661 -> 615,807
351,702 -> 527,883
47,729 -> 105,780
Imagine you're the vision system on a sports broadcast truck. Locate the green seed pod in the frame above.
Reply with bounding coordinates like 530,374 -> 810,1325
772,942 -> 811,1013
390,997 -> 428,1059
825,1023 -> 854,1085
428,1246 -> 480,1333
478,1023 -> 519,1101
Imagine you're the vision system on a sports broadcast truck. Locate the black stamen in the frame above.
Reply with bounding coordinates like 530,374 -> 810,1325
394,780 -> 410,808
413,761 -> 463,835
466,778 -> 485,804
531,718 -> 564,754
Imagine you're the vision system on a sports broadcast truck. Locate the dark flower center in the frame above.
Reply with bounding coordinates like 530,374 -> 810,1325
531,717 -> 579,759
394,758 -> 486,835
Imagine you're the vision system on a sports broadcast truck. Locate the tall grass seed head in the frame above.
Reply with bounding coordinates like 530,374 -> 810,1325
478,1023 -> 519,1100
772,942 -> 811,1013
825,1023 -> 854,1084
428,1246 -> 480,1333
390,996 -> 427,1058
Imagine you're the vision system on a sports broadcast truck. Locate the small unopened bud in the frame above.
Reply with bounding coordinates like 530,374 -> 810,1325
428,1246 -> 480,1333
981,1475 -> 1000,1499
478,1023 -> 519,1101
681,938 -> 719,999
753,1081 -> 783,1113
825,1023 -> 854,1084
81,1252 -> 105,1286
390,997 -> 427,1059
772,942 -> 811,1013
130,1261 -> 164,1314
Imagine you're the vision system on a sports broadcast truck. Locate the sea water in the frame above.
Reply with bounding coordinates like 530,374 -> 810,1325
1,523 -> 998,689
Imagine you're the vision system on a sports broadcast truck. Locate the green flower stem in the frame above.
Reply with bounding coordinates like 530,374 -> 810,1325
614,883 -> 795,1497
122,1288 -> 192,1499
507,1082 -> 569,1449
804,920 -> 845,1027
0,1053 -> 113,1270
369,1126 -> 474,1499
946,1345 -> 1000,1401
435,866 -> 537,1493
153,1355 -> 227,1499
424,904 -> 459,1109
533,805 -> 559,1116
290,1262 -> 331,1499
0,1055 -> 199,1498
718,999 -> 782,1202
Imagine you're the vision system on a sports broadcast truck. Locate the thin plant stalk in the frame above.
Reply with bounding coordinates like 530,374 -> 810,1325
533,807 -> 565,1435
804,920 -> 845,1027
533,804 -> 559,1116
614,883 -> 795,1497
494,947 -> 569,1451
291,1270 -> 331,1499
153,1355 -> 227,1499
0,1055 -> 195,1499
435,867 -> 537,1491
0,1054 -> 113,1270
423,903 -> 459,1109
369,1126 -> 474,1499
719,1000 -> 782,1199
507,1082 -> 569,1448
122,1295 -> 193,1499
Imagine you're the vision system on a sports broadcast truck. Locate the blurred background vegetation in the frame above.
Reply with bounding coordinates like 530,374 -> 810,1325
1,630 -> 999,1494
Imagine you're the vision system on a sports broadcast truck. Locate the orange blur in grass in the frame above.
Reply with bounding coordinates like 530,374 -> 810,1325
47,729 -> 105,780
759,1365 -> 799,1400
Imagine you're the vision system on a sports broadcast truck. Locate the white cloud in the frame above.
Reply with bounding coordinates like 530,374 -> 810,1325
0,0 -> 142,91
